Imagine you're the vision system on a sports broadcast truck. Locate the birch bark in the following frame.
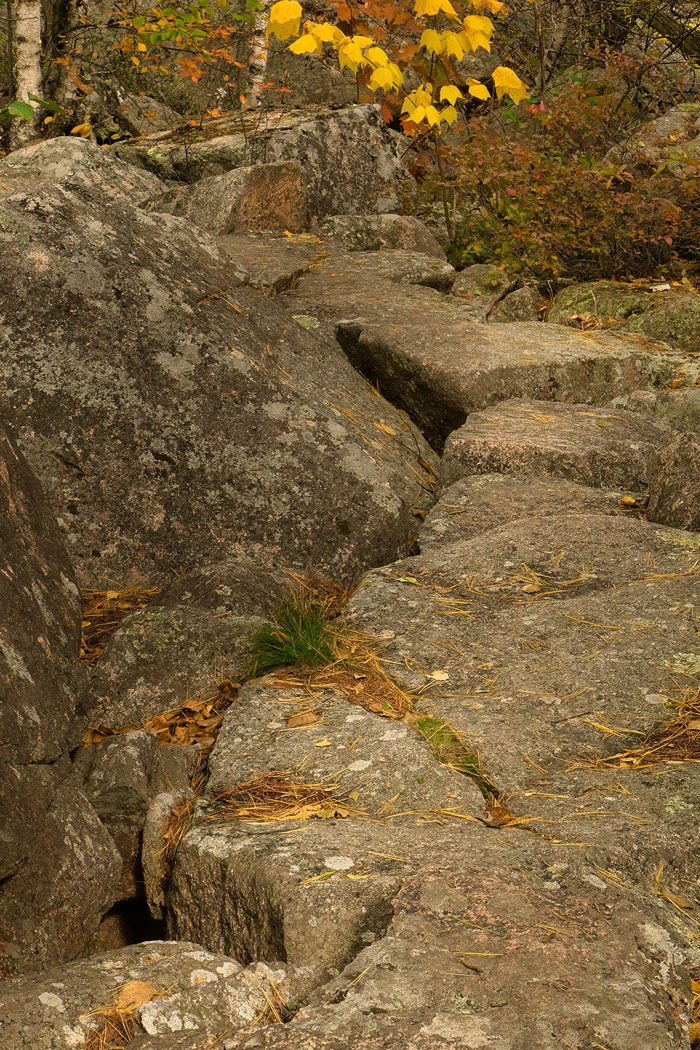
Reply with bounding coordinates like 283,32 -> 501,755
9,0 -> 42,145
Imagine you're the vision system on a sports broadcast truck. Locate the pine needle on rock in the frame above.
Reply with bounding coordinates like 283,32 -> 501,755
205,772 -> 363,824
80,586 -> 162,665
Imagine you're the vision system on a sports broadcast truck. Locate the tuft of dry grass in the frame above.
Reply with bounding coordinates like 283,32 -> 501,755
80,587 -> 161,665
578,688 -> 700,770
283,571 -> 355,620
205,771 -> 363,824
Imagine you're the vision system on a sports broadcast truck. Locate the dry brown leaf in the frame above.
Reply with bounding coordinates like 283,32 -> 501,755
286,710 -> 320,728
114,981 -> 159,1012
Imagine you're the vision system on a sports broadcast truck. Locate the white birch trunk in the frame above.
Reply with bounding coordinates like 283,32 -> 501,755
247,0 -> 272,104
10,0 -> 42,147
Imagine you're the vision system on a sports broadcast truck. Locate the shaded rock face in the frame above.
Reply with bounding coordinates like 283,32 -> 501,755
0,422 -> 120,976
647,432 -> 700,531
0,137 -> 437,587
88,559 -> 287,728
151,161 -> 309,236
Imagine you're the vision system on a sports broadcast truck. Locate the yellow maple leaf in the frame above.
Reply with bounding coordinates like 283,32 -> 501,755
267,0 -> 302,40
420,28 -> 444,54
366,45 -> 390,66
307,21 -> 343,43
465,76 -> 490,100
414,0 -> 458,18
440,84 -> 462,104
491,64 -> 529,103
289,33 -> 322,54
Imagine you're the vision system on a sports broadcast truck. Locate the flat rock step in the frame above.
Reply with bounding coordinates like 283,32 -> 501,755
419,473 -> 643,551
441,398 -> 668,491
160,515 -> 699,1047
343,512 -> 700,860
282,256 -> 695,448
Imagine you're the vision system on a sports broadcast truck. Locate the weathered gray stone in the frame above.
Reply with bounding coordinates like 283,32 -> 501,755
113,90 -> 182,138
223,869 -> 689,1050
419,473 -> 642,552
0,141 -> 438,587
217,232 -> 330,295
450,263 -> 515,320
0,421 -> 121,976
487,283 -> 542,323
548,279 -> 700,353
88,560 -> 286,728
315,214 -> 445,259
607,101 -> 700,171
143,789 -> 192,919
0,135 -> 164,205
647,432 -> 700,531
342,513 -> 700,861
151,161 -> 308,235
0,940 -> 289,1049
167,680 -> 483,997
80,730 -> 159,898
441,398 -> 667,491
286,264 -> 690,448
611,384 -> 700,433
114,105 -> 414,220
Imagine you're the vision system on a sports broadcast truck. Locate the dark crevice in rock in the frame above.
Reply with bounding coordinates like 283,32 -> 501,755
335,321 -> 466,452
95,896 -> 166,953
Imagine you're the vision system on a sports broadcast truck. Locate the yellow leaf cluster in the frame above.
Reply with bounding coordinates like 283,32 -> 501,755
272,0 -> 529,132
267,0 -> 302,41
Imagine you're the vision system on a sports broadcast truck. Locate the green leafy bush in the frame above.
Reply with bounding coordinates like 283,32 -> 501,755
444,60 -> 700,280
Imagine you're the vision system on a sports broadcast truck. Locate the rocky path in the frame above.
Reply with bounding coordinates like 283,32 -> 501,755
0,129 -> 698,1050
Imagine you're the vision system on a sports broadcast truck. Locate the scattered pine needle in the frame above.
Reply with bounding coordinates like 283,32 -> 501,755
283,571 -> 354,620
251,978 -> 293,1027
82,981 -> 161,1050
80,587 -> 161,665
205,772 -> 363,824
577,689 -> 700,770
267,661 -> 413,720
83,1012 -> 134,1050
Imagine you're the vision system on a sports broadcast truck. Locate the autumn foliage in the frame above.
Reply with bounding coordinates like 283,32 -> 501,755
442,62 -> 700,279
266,0 -> 529,131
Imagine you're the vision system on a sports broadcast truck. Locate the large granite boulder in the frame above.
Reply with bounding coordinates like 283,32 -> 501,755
0,421 -> 120,976
114,105 -> 414,220
88,559 -> 287,729
647,432 -> 700,531
0,137 -> 437,587
440,398 -> 668,490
